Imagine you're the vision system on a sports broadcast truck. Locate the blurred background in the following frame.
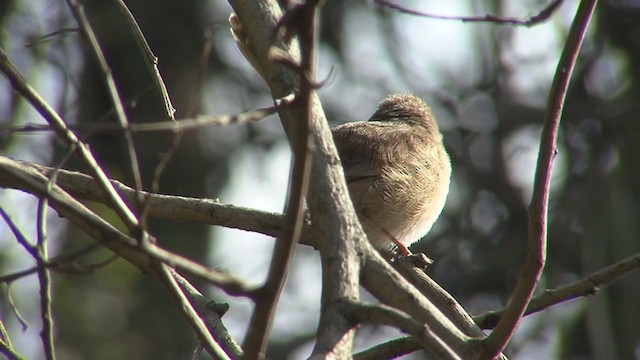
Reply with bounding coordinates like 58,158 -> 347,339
1,0 -> 639,359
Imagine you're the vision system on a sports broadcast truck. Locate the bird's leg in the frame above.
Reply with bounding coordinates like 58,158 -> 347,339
380,227 -> 411,256
379,227 -> 434,268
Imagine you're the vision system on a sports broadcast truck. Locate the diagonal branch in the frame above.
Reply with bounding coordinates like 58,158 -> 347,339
66,0 -> 144,198
343,300 -> 459,359
0,157 -> 245,358
154,264 -> 230,360
110,0 -> 176,119
0,47 -> 140,233
475,251 -> 640,329
241,1 -> 318,358
0,157 -> 255,296
484,0 -> 599,357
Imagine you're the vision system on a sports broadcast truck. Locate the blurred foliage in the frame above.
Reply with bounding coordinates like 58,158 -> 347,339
0,0 -> 639,359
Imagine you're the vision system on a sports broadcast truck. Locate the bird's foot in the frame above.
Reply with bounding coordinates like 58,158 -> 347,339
404,253 -> 433,269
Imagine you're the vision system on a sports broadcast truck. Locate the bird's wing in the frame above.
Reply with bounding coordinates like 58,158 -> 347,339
331,121 -> 386,183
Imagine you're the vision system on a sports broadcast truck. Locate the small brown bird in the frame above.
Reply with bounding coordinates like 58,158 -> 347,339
332,94 -> 451,257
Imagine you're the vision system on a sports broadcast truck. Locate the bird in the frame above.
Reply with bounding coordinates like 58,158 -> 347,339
331,94 -> 451,257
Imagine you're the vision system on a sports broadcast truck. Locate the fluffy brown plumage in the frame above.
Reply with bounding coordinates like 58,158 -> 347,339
332,94 -> 451,256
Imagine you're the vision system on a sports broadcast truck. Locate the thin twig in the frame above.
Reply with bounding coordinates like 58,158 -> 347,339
0,243 -> 111,283
171,270 -> 243,358
35,178 -> 58,360
475,251 -> 640,329
0,329 -> 26,360
0,46 -> 140,232
65,0 -> 144,203
0,207 -> 38,258
352,336 -> 421,360
357,248 -> 640,358
228,1 -> 365,357
361,255 -> 474,359
124,0 -> 208,231
375,0 -> 564,27
34,136 -> 77,360
25,28 -> 79,47
0,106 -> 277,134
111,0 -> 176,119
4,284 -> 29,331
484,0 -> 598,357
155,264 -> 230,359
392,258 -> 487,338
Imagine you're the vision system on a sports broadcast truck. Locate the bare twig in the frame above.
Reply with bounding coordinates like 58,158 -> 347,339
0,243 -> 107,283
343,301 -> 459,359
392,258 -> 487,339
0,207 -> 38,258
356,249 -> 640,358
25,28 -> 79,47
0,46 -> 139,232
35,176 -> 58,360
352,336 -> 421,360
4,284 -> 29,331
361,255 -> 476,359
484,0 -> 598,357
0,157 -> 255,295
0,329 -> 26,360
0,106 -> 277,134
475,251 -> 640,329
242,1 -> 317,358
375,0 -> 564,27
0,156 -> 247,357
34,139 -> 77,360
65,0 -> 144,202
142,8 -> 214,231
0,202 -> 56,358
154,264 -> 230,359
171,270 -> 243,358
111,0 -> 176,119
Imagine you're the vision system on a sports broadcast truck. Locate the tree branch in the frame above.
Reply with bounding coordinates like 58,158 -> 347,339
66,0 -> 144,199
343,300 -> 459,359
242,1 -> 318,358
375,0 -> 564,26
0,47 -> 139,233
475,251 -> 640,329
228,1 -> 364,357
484,0 -> 599,357
0,158 -> 294,245
0,157 -> 255,296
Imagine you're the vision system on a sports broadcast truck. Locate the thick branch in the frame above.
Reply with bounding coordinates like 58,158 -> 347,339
0,158 -> 296,245
228,1 -> 364,357
0,157 -> 255,295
